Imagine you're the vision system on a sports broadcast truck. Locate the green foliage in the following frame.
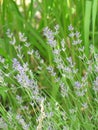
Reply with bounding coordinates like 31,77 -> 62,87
0,0 -> 98,130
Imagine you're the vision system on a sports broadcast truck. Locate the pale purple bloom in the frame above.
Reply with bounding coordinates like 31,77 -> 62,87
61,39 -> 66,49
9,37 -> 16,45
68,24 -> 74,31
78,46 -> 84,52
66,57 -> 72,64
82,103 -> 88,109
19,32 -> 27,42
75,81 -> 82,89
52,49 -> 61,55
93,77 -> 98,91
60,82 -> 68,97
75,31 -> 81,38
12,58 -> 40,102
12,58 -> 23,72
72,39 -> 82,45
43,27 -> 57,48
69,32 -> 75,37
47,66 -> 56,77
76,91 -> 85,97
6,29 -> 13,38
25,42 -> 30,47
28,49 -> 34,55
54,24 -> 59,34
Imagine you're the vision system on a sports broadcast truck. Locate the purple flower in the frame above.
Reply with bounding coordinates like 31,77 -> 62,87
93,77 -> 98,92
43,27 -> 57,48
68,24 -> 74,31
75,81 -> 82,89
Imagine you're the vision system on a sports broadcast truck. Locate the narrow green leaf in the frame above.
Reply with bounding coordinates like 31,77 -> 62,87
84,0 -> 92,56
92,0 -> 98,44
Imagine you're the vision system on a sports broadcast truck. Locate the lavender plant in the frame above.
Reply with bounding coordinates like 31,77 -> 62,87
0,24 -> 98,130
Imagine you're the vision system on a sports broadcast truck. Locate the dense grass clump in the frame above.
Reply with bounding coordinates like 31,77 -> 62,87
0,0 -> 98,130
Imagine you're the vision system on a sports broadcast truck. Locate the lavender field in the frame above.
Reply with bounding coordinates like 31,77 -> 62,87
0,0 -> 98,130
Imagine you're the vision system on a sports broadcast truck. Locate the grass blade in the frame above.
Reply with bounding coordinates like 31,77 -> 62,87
84,0 -> 92,56
92,0 -> 98,45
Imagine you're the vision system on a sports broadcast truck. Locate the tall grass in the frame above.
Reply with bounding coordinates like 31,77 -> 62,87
0,0 -> 98,130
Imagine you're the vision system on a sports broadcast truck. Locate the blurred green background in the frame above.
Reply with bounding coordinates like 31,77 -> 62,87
0,0 -> 98,58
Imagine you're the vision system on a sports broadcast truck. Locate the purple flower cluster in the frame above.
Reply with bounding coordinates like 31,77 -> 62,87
12,58 -> 40,102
